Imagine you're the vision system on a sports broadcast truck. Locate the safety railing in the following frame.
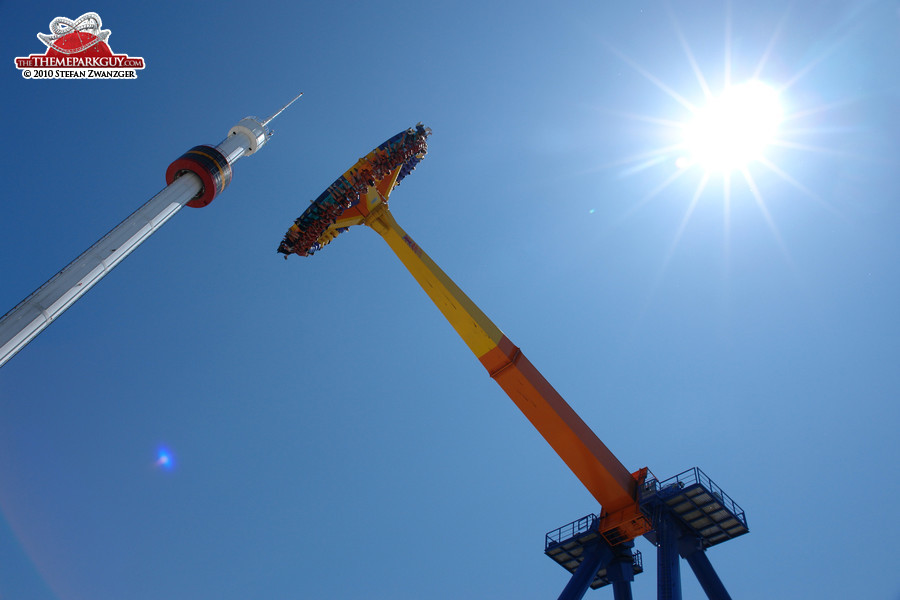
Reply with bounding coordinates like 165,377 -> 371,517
632,549 -> 643,571
545,514 -> 598,550
641,467 -> 746,528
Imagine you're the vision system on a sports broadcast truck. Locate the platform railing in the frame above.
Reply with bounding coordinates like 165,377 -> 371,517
545,514 -> 598,549
641,467 -> 747,528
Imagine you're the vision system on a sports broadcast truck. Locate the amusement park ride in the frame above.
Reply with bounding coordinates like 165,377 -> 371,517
277,125 -> 749,600
0,93 -> 748,598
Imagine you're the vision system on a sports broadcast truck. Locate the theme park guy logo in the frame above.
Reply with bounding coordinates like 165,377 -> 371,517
14,12 -> 145,79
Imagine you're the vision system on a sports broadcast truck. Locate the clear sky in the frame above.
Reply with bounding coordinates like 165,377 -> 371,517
1,1 -> 899,599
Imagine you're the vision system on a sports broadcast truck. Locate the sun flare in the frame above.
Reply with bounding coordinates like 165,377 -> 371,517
682,80 -> 783,173
601,8 -> 833,271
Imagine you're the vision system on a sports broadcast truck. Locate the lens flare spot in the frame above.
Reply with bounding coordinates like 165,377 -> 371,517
155,448 -> 174,470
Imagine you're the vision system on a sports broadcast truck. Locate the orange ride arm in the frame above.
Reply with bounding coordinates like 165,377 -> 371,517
364,204 -> 650,543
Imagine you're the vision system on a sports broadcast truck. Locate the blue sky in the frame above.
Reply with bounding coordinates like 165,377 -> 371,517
1,1 -> 899,599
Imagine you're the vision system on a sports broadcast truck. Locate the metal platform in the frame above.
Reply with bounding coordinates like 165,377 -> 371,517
545,515 -> 643,589
640,467 -> 748,547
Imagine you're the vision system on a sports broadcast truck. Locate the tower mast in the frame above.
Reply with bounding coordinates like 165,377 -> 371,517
0,93 -> 302,368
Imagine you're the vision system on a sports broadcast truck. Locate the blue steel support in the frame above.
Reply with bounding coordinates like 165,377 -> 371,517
552,537 -> 637,600
556,539 -> 612,600
611,581 -> 634,600
605,543 -> 636,600
656,512 -> 682,600
683,546 -> 732,600
641,469 -> 745,600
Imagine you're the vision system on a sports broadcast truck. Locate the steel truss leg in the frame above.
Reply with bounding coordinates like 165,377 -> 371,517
653,508 -> 734,600
656,511 -> 682,600
611,581 -> 634,600
681,542 -> 732,600
605,542 -> 636,600
556,539 -> 611,600
555,538 -> 635,600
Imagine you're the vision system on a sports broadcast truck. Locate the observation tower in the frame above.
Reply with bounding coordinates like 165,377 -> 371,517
0,93 -> 302,368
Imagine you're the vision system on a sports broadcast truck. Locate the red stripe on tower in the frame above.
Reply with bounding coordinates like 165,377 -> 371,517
165,145 -> 233,207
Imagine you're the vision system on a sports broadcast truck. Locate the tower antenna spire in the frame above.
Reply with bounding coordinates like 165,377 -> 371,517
262,91 -> 304,128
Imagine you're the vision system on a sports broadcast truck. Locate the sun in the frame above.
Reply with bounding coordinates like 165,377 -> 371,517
681,80 -> 783,173
598,7 -> 837,270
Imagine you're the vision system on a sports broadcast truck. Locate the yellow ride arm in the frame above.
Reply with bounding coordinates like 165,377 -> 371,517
363,202 -> 651,544
280,124 -> 650,544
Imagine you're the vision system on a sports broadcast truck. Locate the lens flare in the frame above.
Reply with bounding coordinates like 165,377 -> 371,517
155,448 -> 174,470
